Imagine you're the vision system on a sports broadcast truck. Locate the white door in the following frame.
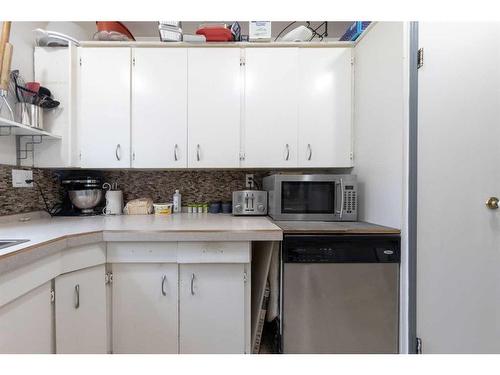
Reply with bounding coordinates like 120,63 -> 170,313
78,47 -> 131,168
112,263 -> 178,353
179,264 -> 246,353
298,48 -> 353,167
55,265 -> 107,353
132,48 -> 188,168
417,23 -> 500,353
187,48 -> 241,168
0,281 -> 53,354
243,48 -> 299,168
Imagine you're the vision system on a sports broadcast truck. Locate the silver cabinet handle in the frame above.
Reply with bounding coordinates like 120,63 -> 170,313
190,273 -> 195,295
196,144 -> 201,161
161,275 -> 167,296
115,144 -> 121,161
174,144 -> 179,161
285,144 -> 290,161
74,284 -> 80,309
307,144 -> 312,161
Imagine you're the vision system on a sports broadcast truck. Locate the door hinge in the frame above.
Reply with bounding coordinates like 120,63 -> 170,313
79,57 -> 82,66
240,56 -> 245,66
105,272 -> 113,284
132,57 -> 136,66
50,288 -> 55,303
79,151 -> 82,161
243,272 -> 248,283
239,152 -> 246,161
417,48 -> 424,69
132,151 -> 136,161
349,151 -> 354,161
416,337 -> 423,354
351,56 -> 355,65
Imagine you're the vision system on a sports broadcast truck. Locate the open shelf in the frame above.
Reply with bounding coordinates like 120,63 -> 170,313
0,116 -> 62,139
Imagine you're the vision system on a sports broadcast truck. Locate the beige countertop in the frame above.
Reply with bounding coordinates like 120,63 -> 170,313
0,213 -> 283,264
272,220 -> 401,234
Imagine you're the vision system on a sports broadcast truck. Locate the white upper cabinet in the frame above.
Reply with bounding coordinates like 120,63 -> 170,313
132,48 -> 188,168
78,48 -> 131,168
55,265 -> 108,354
298,48 -> 353,167
243,48 -> 299,168
187,48 -> 241,168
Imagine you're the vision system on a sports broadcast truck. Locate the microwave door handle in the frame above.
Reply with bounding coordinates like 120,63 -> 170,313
339,178 -> 344,220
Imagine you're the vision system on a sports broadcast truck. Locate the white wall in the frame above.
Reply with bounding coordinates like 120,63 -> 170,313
0,21 -> 47,165
353,22 -> 405,229
353,22 -> 409,353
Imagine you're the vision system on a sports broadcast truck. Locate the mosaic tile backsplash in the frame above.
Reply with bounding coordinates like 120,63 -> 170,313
0,164 -> 62,216
0,164 -> 270,216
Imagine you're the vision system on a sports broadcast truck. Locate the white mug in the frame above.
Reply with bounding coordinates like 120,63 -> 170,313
103,190 -> 123,215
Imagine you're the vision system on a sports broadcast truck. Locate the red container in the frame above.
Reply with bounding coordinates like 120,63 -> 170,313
196,26 -> 233,42
96,22 -> 135,41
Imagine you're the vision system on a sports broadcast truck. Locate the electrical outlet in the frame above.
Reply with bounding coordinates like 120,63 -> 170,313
12,169 -> 33,188
245,174 -> 254,189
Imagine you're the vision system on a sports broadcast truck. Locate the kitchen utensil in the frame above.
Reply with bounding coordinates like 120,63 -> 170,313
103,190 -> 123,215
68,189 -> 104,215
0,22 -> 11,79
26,82 -> 40,94
14,103 -> 43,129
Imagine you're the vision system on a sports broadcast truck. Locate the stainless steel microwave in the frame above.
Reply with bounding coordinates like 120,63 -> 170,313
263,174 -> 358,221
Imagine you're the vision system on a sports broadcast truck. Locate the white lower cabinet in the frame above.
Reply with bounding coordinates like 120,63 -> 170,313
179,263 -> 247,354
55,265 -> 108,354
111,263 -> 178,353
0,281 -> 54,354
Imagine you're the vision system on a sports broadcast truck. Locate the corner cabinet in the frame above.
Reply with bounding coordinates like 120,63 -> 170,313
77,48 -> 131,168
55,265 -> 108,354
0,281 -> 53,354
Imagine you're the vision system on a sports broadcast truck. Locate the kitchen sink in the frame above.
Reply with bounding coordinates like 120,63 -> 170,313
0,239 -> 29,250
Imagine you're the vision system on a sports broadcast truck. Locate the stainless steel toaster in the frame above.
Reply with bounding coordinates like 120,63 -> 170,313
232,190 -> 268,216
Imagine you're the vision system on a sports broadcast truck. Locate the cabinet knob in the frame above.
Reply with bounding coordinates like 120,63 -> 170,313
486,197 -> 499,210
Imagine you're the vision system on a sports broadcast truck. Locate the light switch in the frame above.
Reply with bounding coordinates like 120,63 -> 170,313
12,169 -> 33,188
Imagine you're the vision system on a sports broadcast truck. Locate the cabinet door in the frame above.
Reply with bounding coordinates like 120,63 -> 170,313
55,265 -> 107,353
78,47 -> 131,168
112,263 -> 178,354
298,48 -> 353,167
188,48 -> 241,168
0,281 -> 53,354
243,48 -> 299,167
132,48 -> 188,168
179,263 -> 246,353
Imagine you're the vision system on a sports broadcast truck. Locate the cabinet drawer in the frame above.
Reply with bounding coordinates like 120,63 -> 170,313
107,242 -> 177,263
177,242 -> 250,263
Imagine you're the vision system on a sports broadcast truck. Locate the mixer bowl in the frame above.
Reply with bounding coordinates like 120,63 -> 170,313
69,189 -> 103,213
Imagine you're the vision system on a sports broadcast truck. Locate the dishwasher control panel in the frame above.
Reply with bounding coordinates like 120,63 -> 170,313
283,235 -> 400,263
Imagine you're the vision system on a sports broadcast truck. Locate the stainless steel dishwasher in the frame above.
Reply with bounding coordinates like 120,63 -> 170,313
281,234 -> 400,354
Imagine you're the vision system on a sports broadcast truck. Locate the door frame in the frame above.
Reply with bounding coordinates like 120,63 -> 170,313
407,21 -> 419,354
